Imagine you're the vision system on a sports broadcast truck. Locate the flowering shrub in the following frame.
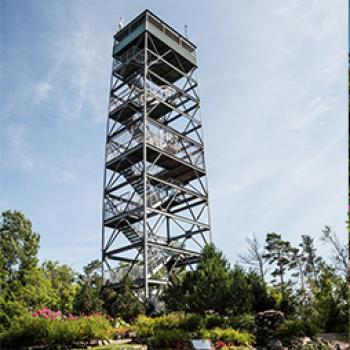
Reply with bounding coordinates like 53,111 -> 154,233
0,310 -> 114,347
133,313 -> 254,349
215,340 -> 227,348
32,307 -> 62,320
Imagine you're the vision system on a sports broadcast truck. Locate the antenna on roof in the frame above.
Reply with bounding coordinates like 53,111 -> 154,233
184,24 -> 188,38
118,17 -> 125,30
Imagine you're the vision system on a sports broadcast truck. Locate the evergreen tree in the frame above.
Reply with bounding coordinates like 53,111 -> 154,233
162,271 -> 187,312
73,260 -> 103,314
299,234 -> 323,287
228,265 -> 252,315
246,271 -> 276,313
102,277 -> 145,322
186,244 -> 232,314
263,233 -> 293,294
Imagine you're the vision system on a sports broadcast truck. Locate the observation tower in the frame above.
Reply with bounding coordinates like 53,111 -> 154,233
102,10 -> 211,302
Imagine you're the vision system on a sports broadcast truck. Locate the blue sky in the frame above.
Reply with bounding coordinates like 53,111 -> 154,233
1,0 -> 347,270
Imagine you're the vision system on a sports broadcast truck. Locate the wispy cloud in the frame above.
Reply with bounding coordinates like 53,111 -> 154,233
1,0 -> 346,269
288,96 -> 336,131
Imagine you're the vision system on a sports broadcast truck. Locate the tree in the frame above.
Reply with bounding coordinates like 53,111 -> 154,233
310,266 -> 348,333
321,226 -> 347,277
246,271 -> 276,313
185,244 -> 232,314
43,260 -> 78,314
0,210 -> 58,330
0,210 -> 40,292
228,265 -> 252,315
15,267 -> 58,309
102,277 -> 145,322
299,235 -> 323,287
263,233 -> 293,294
162,271 -> 188,312
289,246 -> 306,291
73,260 -> 104,314
239,233 -> 268,281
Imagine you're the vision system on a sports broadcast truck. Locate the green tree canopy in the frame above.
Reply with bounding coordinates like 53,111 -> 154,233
0,210 -> 40,291
73,260 -> 104,314
42,260 -> 78,314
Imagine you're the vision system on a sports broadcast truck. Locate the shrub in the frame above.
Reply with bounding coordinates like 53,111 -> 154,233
0,296 -> 29,332
133,315 -> 156,337
0,312 -> 113,347
204,314 -> 225,329
181,313 -> 203,332
297,340 -> 333,350
154,312 -> 186,330
1,313 -> 49,347
152,328 -> 189,348
229,313 -> 255,333
133,312 -> 203,337
278,319 -> 318,339
112,317 -> 129,328
200,327 -> 254,346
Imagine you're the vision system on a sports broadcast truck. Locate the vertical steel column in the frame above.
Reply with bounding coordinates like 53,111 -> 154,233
143,32 -> 149,300
101,50 -> 115,284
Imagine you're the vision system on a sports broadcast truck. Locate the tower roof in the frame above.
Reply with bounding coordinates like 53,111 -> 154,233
114,9 -> 196,51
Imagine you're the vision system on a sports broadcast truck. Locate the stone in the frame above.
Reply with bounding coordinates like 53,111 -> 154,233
266,339 -> 283,350
255,309 -> 285,347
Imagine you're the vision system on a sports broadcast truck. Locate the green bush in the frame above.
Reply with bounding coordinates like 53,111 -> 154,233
0,313 -> 113,347
200,327 -> 254,346
112,317 -> 129,328
0,298 -> 28,332
133,312 -> 203,337
133,315 -> 156,337
229,314 -> 255,333
278,319 -> 318,339
152,328 -> 189,347
297,340 -> 333,350
204,314 -> 225,329
180,313 -> 203,332
154,312 -> 186,330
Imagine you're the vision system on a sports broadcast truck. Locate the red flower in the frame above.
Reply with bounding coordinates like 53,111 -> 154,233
215,340 -> 226,349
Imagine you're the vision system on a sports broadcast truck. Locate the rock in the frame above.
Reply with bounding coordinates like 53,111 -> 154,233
267,339 -> 283,350
255,310 -> 285,347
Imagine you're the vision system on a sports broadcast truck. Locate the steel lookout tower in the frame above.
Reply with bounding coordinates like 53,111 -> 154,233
102,10 -> 212,303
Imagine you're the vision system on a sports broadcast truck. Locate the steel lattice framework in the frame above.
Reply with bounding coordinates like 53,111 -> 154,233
102,10 -> 211,303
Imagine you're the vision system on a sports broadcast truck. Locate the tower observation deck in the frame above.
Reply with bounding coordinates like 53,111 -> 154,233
102,10 -> 212,302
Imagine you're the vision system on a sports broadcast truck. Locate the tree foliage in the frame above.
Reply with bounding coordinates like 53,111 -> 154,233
0,209 -> 347,337
73,260 -> 103,314
102,277 -> 145,322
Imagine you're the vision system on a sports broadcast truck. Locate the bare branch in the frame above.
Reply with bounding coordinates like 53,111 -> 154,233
321,226 -> 348,277
239,233 -> 268,281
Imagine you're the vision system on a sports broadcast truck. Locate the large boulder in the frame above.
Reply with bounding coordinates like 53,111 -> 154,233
255,309 -> 285,346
